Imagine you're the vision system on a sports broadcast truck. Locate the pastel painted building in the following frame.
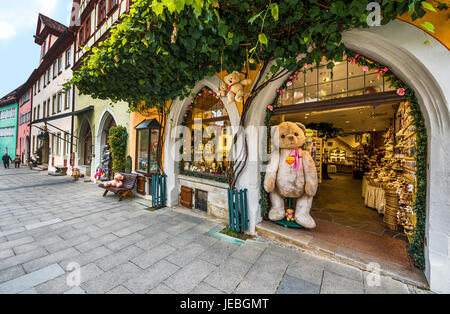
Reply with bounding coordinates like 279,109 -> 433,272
29,14 -> 75,173
0,89 -> 19,158
16,79 -> 34,165
70,0 -> 134,178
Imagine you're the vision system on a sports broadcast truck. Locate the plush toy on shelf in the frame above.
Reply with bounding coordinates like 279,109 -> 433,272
218,71 -> 252,104
104,173 -> 124,188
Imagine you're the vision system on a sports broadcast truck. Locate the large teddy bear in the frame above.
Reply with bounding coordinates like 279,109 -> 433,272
104,173 -> 124,188
219,71 -> 252,104
264,122 -> 318,229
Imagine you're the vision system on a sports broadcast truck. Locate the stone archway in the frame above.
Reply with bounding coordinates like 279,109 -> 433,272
78,118 -> 93,166
163,75 -> 241,208
238,20 -> 449,293
95,109 -> 117,171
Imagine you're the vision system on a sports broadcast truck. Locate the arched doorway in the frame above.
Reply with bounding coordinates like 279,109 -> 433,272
237,21 -> 449,292
79,119 -> 93,166
94,110 -> 117,176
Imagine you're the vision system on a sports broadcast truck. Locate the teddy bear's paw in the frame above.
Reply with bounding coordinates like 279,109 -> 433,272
295,213 -> 316,229
269,208 -> 286,222
235,96 -> 244,103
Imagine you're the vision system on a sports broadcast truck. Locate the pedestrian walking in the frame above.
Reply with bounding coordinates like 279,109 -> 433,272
2,153 -> 13,169
14,155 -> 21,168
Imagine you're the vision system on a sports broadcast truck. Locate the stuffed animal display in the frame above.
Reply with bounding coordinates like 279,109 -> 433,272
264,122 -> 319,229
285,209 -> 295,222
219,71 -> 252,104
104,173 -> 124,188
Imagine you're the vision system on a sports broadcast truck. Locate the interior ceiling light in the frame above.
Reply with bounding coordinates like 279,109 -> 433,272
345,121 -> 350,123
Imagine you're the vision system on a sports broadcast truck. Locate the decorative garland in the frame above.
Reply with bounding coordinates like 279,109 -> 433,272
261,53 -> 427,269
178,87 -> 229,184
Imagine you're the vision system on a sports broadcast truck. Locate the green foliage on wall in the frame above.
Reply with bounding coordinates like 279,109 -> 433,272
68,0 -> 447,115
109,126 -> 129,174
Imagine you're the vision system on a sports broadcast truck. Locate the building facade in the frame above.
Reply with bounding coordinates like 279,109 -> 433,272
0,89 -> 19,159
71,0 -> 133,178
16,80 -> 34,165
29,14 -> 75,173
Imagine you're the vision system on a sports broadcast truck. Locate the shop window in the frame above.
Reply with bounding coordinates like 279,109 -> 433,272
181,88 -> 233,179
65,48 -> 71,68
135,119 -> 161,176
279,58 -> 396,106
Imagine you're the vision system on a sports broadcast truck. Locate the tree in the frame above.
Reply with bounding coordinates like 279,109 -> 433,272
68,0 -> 447,188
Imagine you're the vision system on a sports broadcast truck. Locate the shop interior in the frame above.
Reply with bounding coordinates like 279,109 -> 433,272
269,60 -> 419,268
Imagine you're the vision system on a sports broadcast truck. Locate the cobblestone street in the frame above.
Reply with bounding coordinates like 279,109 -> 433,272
0,166 -> 427,294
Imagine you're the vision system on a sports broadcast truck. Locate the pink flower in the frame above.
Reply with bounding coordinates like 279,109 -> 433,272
289,76 -> 293,80
295,71 -> 299,75
286,81 -> 293,87
267,105 -> 273,111
383,67 -> 389,73
397,88 -> 406,96
276,89 -> 280,93
362,66 -> 369,72
304,63 -> 308,68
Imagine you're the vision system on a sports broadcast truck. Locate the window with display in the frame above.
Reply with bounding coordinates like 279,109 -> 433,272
181,88 -> 233,180
278,58 -> 396,106
135,119 -> 161,176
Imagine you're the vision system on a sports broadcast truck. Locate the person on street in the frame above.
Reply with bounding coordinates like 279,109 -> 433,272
2,153 -> 13,169
14,155 -> 21,168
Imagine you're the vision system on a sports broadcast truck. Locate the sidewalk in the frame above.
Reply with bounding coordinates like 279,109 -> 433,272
0,166 -> 430,294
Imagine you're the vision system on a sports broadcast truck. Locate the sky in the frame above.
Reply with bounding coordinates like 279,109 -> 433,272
0,0 -> 74,98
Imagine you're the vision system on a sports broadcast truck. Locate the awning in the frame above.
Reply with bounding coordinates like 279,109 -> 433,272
31,106 -> 94,124
135,119 -> 161,129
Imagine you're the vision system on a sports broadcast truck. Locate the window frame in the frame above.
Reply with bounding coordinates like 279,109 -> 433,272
135,120 -> 161,177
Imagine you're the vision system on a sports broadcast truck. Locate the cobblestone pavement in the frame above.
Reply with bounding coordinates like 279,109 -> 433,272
0,166 -> 428,294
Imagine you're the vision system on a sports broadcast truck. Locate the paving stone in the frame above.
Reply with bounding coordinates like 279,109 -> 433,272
164,259 -> 217,294
166,243 -> 207,268
276,275 -> 320,294
147,283 -> 178,294
105,233 -> 145,251
75,234 -> 119,253
95,245 -> 144,271
320,271 -> 364,294
81,262 -> 143,294
190,282 -> 225,294
36,263 -> 103,294
0,264 -> 65,294
64,286 -> 86,294
13,243 -> 42,255
113,224 -> 148,238
363,272 -> 410,294
325,261 -> 363,282
25,218 -> 63,230
23,247 -> 80,273
0,249 -> 14,259
234,251 -> 289,294
0,248 -> 48,271
45,235 -> 91,254
0,236 -> 34,251
204,256 -> 252,293
135,232 -> 172,251
58,245 -> 114,270
106,285 -> 133,294
231,242 -> 267,264
131,244 -> 177,269
0,266 -> 25,284
123,260 -> 180,294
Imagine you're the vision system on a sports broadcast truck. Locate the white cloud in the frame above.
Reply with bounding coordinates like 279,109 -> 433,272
0,21 -> 16,40
0,0 -> 62,41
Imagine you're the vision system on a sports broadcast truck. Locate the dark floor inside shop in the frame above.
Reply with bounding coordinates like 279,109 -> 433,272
309,173 -> 412,268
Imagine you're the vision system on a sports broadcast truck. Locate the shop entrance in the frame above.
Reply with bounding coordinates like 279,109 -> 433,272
266,58 -> 421,272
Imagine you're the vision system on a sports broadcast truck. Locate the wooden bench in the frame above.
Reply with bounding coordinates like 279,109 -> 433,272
98,173 -> 138,201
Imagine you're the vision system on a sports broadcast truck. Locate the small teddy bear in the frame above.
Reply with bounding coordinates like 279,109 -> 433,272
286,209 -> 295,222
105,173 -> 124,188
218,71 -> 252,104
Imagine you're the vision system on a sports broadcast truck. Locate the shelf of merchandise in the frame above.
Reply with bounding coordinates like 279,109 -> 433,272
314,132 -> 323,184
397,105 -> 417,243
